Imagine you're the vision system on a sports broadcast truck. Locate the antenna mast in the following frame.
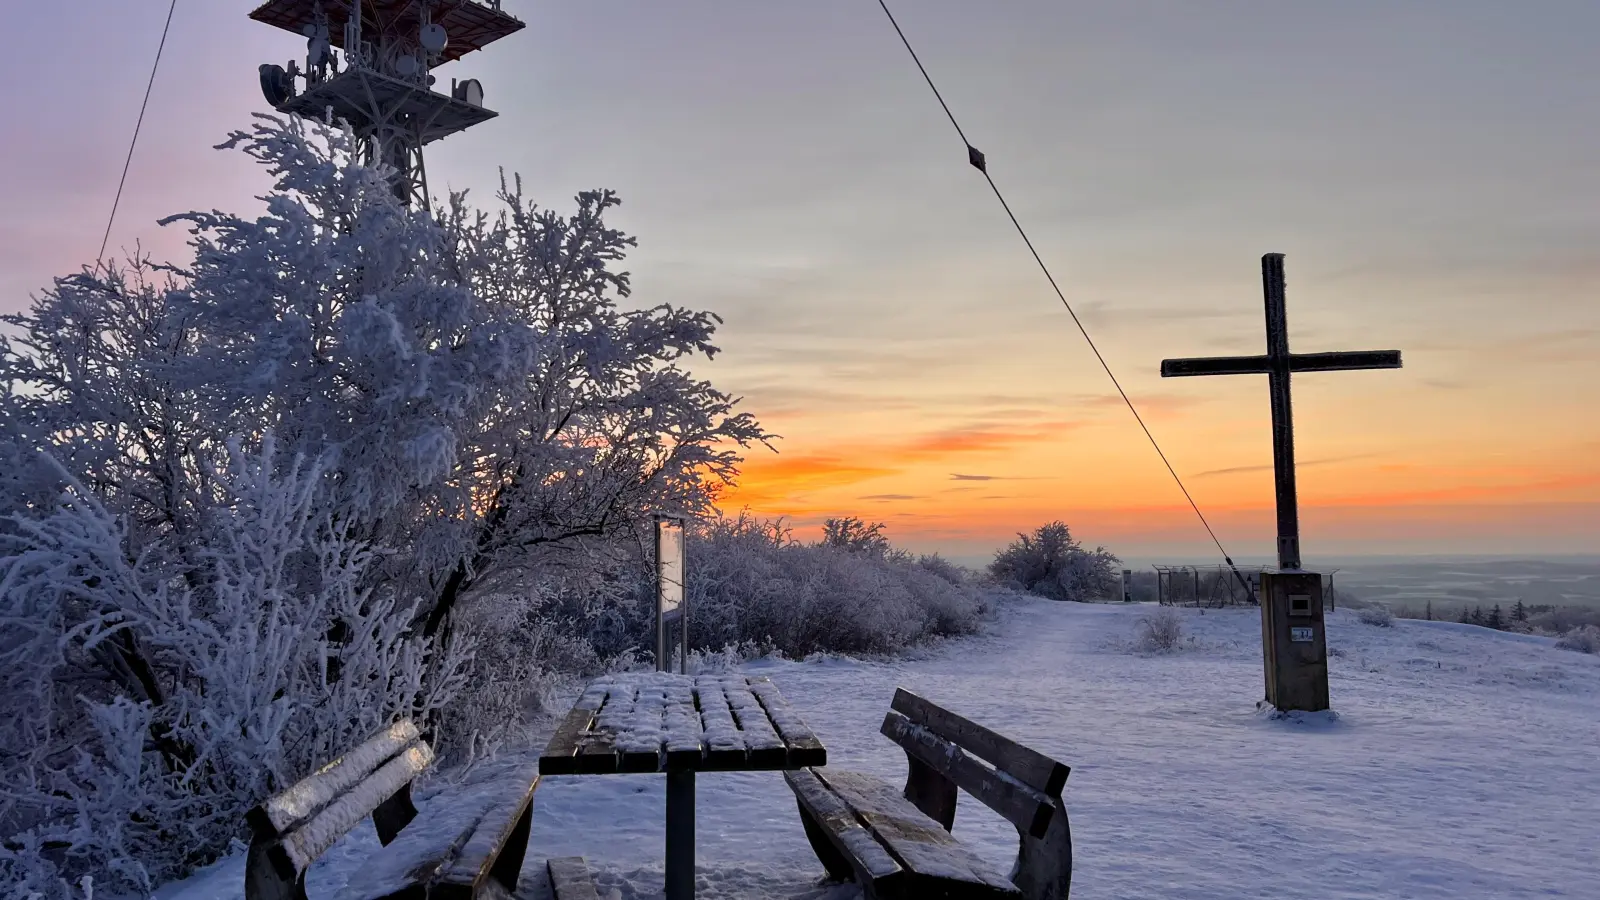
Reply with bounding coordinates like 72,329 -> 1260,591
250,0 -> 524,208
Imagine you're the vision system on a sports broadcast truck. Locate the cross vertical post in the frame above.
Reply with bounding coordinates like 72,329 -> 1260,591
1262,253 -> 1301,571
1160,253 -> 1402,711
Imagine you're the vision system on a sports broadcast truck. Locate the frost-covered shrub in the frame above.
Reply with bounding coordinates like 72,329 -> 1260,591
916,553 -> 969,586
820,517 -> 893,557
1135,607 -> 1185,653
684,515 -> 989,657
1555,625 -> 1600,654
0,442 -> 466,898
990,521 -> 1120,601
1358,605 -> 1395,627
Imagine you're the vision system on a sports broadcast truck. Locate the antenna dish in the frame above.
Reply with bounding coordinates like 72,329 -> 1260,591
394,54 -> 420,77
419,23 -> 448,54
453,78 -> 484,107
259,63 -> 294,107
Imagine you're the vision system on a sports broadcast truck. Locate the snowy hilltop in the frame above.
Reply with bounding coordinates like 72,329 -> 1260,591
158,596 -> 1600,900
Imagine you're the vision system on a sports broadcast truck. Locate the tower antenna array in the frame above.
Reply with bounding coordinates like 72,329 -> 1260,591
250,0 -> 524,207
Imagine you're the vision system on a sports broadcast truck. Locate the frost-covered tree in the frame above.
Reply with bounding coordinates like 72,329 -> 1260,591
0,113 -> 767,896
820,516 -> 892,557
989,521 -> 1120,602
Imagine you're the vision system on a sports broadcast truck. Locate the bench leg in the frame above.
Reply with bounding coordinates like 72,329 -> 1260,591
244,840 -> 307,900
489,798 -> 536,890
1011,797 -> 1073,900
665,770 -> 695,900
793,801 -> 855,883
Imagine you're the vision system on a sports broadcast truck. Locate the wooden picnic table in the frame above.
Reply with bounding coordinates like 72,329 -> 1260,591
539,672 -> 827,900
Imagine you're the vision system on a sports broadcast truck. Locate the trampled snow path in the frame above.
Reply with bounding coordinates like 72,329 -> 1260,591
159,598 -> 1600,900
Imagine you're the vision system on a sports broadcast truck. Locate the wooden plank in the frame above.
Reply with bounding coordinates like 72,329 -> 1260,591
881,711 -> 1055,840
547,857 -> 602,900
251,720 -> 421,838
694,679 -> 750,770
336,791 -> 483,900
817,769 -> 1020,896
783,769 -> 904,884
279,741 -> 434,876
1161,354 -> 1272,377
433,763 -> 542,895
663,680 -> 704,770
1287,349 -> 1403,373
615,684 -> 667,773
722,678 -> 787,767
748,677 -> 827,768
540,684 -> 608,775
889,689 -> 1069,796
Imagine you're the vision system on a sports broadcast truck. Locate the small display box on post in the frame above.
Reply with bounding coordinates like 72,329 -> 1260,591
654,515 -> 687,674
1258,571 -> 1329,712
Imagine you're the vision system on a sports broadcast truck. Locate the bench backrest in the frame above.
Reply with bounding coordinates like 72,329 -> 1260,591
879,688 -> 1069,840
245,720 -> 434,900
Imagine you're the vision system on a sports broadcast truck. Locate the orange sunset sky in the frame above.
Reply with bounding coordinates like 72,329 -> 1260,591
3,2 -> 1596,561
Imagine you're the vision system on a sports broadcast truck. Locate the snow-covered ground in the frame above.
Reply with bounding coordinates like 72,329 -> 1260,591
159,598 -> 1600,900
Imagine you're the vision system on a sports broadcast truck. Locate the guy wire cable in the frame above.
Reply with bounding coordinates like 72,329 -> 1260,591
873,0 -> 1256,596
98,0 -> 180,264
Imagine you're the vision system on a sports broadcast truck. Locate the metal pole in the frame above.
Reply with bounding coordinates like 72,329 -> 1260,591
655,521 -> 666,673
665,771 -> 695,899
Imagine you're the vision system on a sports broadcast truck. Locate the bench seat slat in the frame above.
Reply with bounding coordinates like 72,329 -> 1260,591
815,769 -> 1020,896
784,768 -> 904,883
337,763 -> 542,900
882,711 -> 1056,840
435,763 -> 542,893
335,791 -> 485,900
891,688 -> 1069,796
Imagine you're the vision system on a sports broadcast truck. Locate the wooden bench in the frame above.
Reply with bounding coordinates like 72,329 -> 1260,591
784,689 -> 1072,900
245,720 -> 542,900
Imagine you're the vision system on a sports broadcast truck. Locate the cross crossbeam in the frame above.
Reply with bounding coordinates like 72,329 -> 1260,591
1160,253 -> 1402,571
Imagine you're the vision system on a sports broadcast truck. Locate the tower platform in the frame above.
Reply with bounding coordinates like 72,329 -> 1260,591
276,66 -> 496,147
250,0 -> 524,64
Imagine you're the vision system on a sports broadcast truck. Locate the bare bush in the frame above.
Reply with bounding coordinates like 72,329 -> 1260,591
1555,625 -> 1600,654
1358,605 -> 1395,627
1135,607 -> 1186,653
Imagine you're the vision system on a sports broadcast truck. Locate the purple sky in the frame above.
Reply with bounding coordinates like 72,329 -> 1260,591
3,1 -> 1597,559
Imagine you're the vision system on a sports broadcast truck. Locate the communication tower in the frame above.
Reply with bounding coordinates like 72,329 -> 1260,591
251,0 -> 524,207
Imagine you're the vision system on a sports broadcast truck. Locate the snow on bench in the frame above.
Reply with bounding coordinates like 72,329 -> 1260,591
244,720 -> 541,900
785,688 -> 1074,900
540,673 -> 827,774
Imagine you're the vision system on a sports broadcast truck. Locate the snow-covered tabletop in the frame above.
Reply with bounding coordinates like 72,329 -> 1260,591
539,672 -> 827,775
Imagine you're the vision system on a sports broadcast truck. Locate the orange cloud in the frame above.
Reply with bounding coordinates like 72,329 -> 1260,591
721,420 -> 1085,510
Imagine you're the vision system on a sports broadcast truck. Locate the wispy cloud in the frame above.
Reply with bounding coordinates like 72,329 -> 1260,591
1193,453 -> 1379,478
860,493 -> 920,501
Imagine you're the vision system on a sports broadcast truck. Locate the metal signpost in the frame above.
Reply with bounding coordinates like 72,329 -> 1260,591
1161,253 -> 1403,711
655,515 -> 687,674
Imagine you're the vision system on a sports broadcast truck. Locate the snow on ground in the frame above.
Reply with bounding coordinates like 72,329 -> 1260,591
157,598 -> 1600,900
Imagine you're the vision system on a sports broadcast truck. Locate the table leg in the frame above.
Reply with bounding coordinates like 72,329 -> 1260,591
666,770 -> 695,900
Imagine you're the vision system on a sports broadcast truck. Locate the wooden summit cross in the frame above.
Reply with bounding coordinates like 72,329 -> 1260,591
1161,253 -> 1402,711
